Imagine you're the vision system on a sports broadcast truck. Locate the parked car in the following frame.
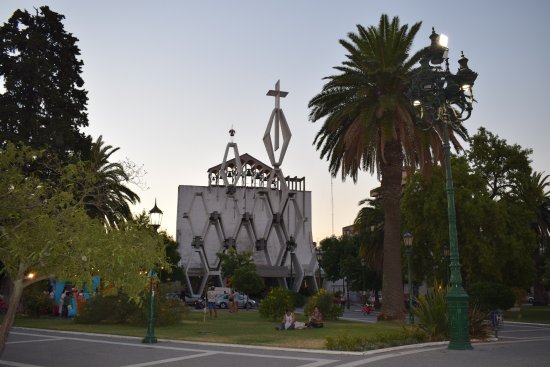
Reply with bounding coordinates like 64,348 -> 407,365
165,292 -> 183,302
215,294 -> 256,309
184,294 -> 203,306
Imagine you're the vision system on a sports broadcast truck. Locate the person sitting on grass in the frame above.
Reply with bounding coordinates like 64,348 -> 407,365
305,306 -> 323,328
276,309 -> 296,330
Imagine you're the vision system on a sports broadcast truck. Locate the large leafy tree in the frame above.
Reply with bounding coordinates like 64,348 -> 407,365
318,235 -> 368,294
308,15 -> 464,320
402,156 -> 535,288
0,6 -> 91,159
0,144 -> 168,355
468,127 -> 533,200
402,127 -> 539,291
217,249 -> 264,296
518,172 -> 550,304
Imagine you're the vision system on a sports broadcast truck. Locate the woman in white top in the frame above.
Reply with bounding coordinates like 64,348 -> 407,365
276,309 -> 296,330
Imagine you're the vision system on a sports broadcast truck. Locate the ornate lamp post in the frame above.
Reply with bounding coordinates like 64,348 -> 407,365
286,236 -> 297,290
143,200 -> 163,344
409,28 -> 477,350
403,232 -> 414,324
444,244 -> 450,286
361,258 -> 367,304
315,243 -> 323,290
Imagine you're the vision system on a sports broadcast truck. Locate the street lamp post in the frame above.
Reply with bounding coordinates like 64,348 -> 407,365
444,244 -> 450,286
361,258 -> 367,305
409,28 -> 477,350
315,243 -> 323,290
143,200 -> 163,344
403,232 -> 414,324
286,236 -> 297,291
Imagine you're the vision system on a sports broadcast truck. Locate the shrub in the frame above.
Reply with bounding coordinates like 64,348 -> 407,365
75,290 -> 186,326
325,326 -> 429,351
469,304 -> 493,340
21,281 -> 54,318
259,287 -> 293,321
290,290 -> 305,308
304,289 -> 343,321
468,282 -> 515,312
75,293 -> 139,324
413,286 -> 448,341
512,287 -> 527,308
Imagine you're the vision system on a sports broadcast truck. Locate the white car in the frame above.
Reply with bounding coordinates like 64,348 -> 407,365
215,294 -> 256,309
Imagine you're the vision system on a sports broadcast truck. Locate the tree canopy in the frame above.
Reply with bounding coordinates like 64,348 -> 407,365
0,144 -> 168,354
0,6 -> 91,159
401,128 -> 539,291
308,14 -> 467,320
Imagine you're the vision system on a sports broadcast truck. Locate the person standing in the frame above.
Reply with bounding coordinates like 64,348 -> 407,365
340,293 -> 346,310
206,286 -> 217,318
232,290 -> 239,313
228,289 -> 235,313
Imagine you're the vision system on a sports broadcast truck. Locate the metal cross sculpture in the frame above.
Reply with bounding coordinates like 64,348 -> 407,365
263,80 -> 291,168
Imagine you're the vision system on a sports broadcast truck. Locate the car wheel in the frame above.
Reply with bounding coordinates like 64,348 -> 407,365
245,302 -> 251,310
220,302 -> 227,309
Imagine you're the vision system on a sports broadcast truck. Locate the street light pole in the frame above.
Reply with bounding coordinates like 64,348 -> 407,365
361,258 -> 366,305
315,244 -> 323,291
143,200 -> 163,344
409,28 -> 477,350
444,244 -> 450,286
403,232 -> 414,324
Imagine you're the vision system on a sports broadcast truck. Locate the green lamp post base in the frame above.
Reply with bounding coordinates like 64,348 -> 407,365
447,286 -> 473,350
142,335 -> 158,344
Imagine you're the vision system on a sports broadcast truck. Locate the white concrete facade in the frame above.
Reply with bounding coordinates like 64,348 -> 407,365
176,184 -> 319,296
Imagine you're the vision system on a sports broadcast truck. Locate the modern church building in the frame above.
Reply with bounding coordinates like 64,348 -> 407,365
176,81 -> 320,297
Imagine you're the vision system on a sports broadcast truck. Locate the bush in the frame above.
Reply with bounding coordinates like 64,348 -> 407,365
290,290 -> 306,308
75,290 -> 186,326
469,304 -> 493,340
75,293 -> 139,324
325,326 -> 429,351
468,282 -> 515,312
413,286 -> 448,341
21,281 -> 54,318
304,289 -> 343,321
259,287 -> 293,321
413,285 -> 496,341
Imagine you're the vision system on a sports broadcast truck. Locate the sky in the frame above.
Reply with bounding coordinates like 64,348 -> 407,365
1,1 -> 549,242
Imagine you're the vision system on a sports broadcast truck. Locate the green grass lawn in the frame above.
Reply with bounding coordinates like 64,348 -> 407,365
13,309 -> 403,349
505,306 -> 550,324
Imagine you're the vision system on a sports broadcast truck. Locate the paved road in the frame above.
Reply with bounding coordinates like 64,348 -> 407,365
2,322 -> 549,367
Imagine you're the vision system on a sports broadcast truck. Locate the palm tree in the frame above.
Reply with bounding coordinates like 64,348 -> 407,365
354,198 -> 384,274
82,136 -> 140,226
309,15 -> 464,320
355,197 -> 384,307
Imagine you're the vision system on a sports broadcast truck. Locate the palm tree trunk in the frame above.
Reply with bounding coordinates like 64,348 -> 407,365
379,139 -> 406,320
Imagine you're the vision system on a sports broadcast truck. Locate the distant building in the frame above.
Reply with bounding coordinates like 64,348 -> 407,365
176,81 -> 320,296
342,225 -> 355,237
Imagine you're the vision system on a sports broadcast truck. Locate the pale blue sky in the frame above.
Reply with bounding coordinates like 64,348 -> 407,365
1,1 -> 549,241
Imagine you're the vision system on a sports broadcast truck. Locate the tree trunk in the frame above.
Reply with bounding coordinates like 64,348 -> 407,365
379,139 -> 406,321
0,277 -> 24,357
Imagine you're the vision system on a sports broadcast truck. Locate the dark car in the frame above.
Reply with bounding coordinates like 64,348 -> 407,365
215,294 -> 256,309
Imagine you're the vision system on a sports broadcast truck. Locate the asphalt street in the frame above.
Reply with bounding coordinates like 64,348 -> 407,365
1,321 -> 549,367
